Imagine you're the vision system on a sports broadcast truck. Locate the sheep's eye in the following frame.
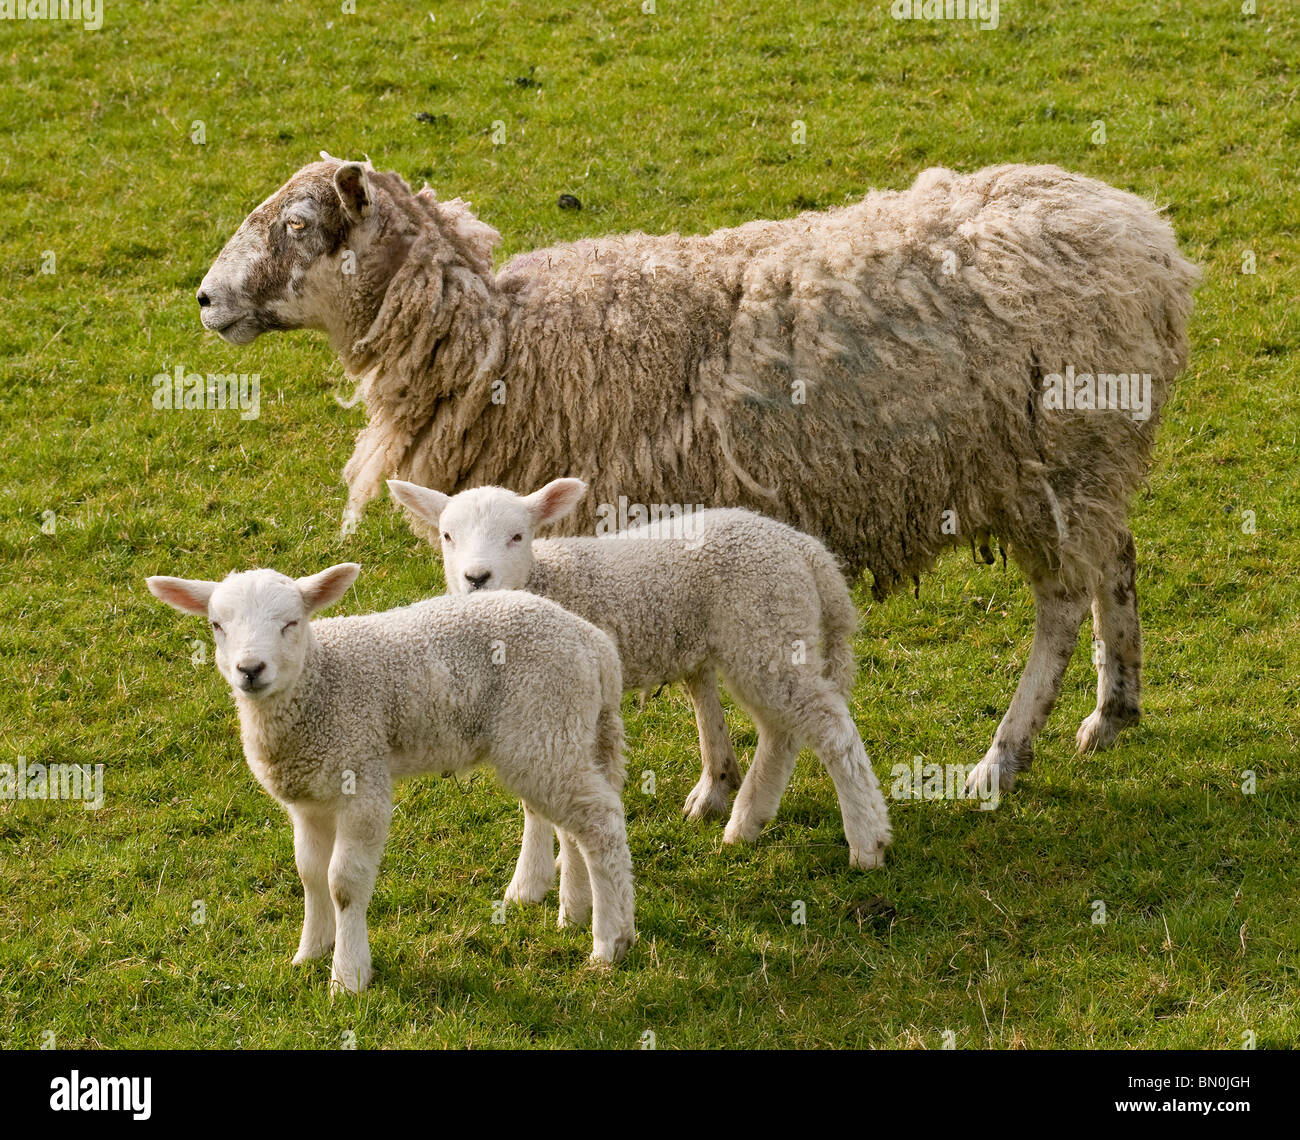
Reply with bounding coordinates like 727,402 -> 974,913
286,217 -> 306,232
442,532 -> 452,543
281,621 -> 298,635
510,534 -> 523,544
210,621 -> 223,633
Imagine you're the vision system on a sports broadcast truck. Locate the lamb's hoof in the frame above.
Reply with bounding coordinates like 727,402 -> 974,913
292,941 -> 333,965
722,813 -> 765,846
1076,707 -> 1139,754
849,845 -> 886,870
683,775 -> 734,821
504,877 -> 552,906
590,933 -> 634,964
558,901 -> 592,930
329,961 -> 372,994
965,743 -> 1027,798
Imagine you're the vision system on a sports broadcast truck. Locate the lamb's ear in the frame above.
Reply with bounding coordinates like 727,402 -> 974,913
297,563 -> 360,615
387,480 -> 451,527
524,478 -> 588,529
333,163 -> 371,222
146,576 -> 217,617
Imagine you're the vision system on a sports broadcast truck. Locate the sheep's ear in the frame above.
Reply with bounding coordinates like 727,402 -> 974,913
524,478 -> 588,529
297,563 -> 360,615
387,480 -> 450,527
333,163 -> 371,222
146,576 -> 217,617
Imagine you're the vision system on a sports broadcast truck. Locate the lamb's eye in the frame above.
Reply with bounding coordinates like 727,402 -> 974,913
286,218 -> 306,232
210,621 -> 223,633
281,621 -> 298,635
442,532 -> 452,543
510,534 -> 523,544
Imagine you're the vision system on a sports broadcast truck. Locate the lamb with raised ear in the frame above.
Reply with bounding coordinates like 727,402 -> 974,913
387,477 -> 892,873
146,563 -> 633,992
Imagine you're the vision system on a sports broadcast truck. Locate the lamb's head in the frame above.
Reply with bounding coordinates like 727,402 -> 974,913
146,564 -> 360,699
197,154 -> 501,349
388,478 -> 587,593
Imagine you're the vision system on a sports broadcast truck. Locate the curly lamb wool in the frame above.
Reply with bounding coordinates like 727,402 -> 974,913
197,158 -> 1200,792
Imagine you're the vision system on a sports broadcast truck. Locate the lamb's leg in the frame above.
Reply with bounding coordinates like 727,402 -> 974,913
800,689 -> 891,869
682,666 -> 743,820
556,828 -> 593,929
504,803 -> 556,905
965,575 -> 1092,797
559,784 -> 634,963
328,796 -> 391,994
722,717 -> 799,846
288,803 -> 337,964
1077,530 -> 1143,753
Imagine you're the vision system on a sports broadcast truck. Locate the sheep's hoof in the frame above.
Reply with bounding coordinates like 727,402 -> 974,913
329,961 -> 373,994
503,877 -> 552,906
721,815 -> 764,845
1076,706 -> 1140,754
849,846 -> 885,870
291,940 -> 333,965
557,901 -> 592,930
683,775 -> 735,821
965,745 -> 1026,797
590,933 -> 633,964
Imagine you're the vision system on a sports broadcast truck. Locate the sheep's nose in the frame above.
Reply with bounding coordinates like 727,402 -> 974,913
237,661 -> 266,683
197,290 -> 211,308
464,570 -> 491,590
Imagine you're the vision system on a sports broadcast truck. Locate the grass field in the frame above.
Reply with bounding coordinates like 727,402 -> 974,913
1,0 -> 1297,1049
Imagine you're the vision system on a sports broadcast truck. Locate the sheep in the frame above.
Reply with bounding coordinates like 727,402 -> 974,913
386,476 -> 893,870
145,563 -> 634,991
197,157 -> 1200,794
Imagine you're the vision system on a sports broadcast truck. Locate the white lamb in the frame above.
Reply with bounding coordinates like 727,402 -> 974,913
146,562 -> 634,992
387,478 -> 892,878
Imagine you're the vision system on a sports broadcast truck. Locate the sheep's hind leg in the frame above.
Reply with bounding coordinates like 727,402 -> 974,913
289,803 -> 337,964
1077,530 -> 1143,753
504,803 -> 556,905
557,781 -> 634,963
682,666 -> 743,820
965,575 -> 1092,797
801,688 -> 891,869
722,715 -> 799,846
556,828 -> 592,929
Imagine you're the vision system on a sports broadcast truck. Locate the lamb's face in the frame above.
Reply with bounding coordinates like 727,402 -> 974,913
197,158 -> 372,345
146,563 -> 360,702
439,489 -> 538,593
387,478 -> 589,595
206,571 -> 312,698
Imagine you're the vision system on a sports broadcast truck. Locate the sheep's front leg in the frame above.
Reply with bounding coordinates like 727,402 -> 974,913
288,803 -> 337,964
1077,530 -> 1143,753
328,794 -> 391,994
682,667 -> 743,820
504,803 -> 556,905
965,576 -> 1092,797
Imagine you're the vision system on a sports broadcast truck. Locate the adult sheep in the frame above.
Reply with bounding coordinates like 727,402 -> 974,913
196,156 -> 1199,794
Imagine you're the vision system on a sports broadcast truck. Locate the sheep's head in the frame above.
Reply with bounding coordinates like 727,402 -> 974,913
387,479 -> 587,593
198,155 -> 501,350
146,564 -> 360,700
197,156 -> 392,345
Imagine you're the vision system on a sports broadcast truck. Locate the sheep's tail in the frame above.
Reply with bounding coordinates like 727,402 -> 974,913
594,633 -> 626,795
804,538 -> 858,698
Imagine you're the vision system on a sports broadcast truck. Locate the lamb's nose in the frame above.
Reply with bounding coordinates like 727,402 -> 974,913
237,661 -> 266,683
464,570 -> 491,590
197,290 -> 211,308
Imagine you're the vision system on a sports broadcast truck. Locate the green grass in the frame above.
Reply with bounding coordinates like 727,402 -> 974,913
1,0 -> 1297,1049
